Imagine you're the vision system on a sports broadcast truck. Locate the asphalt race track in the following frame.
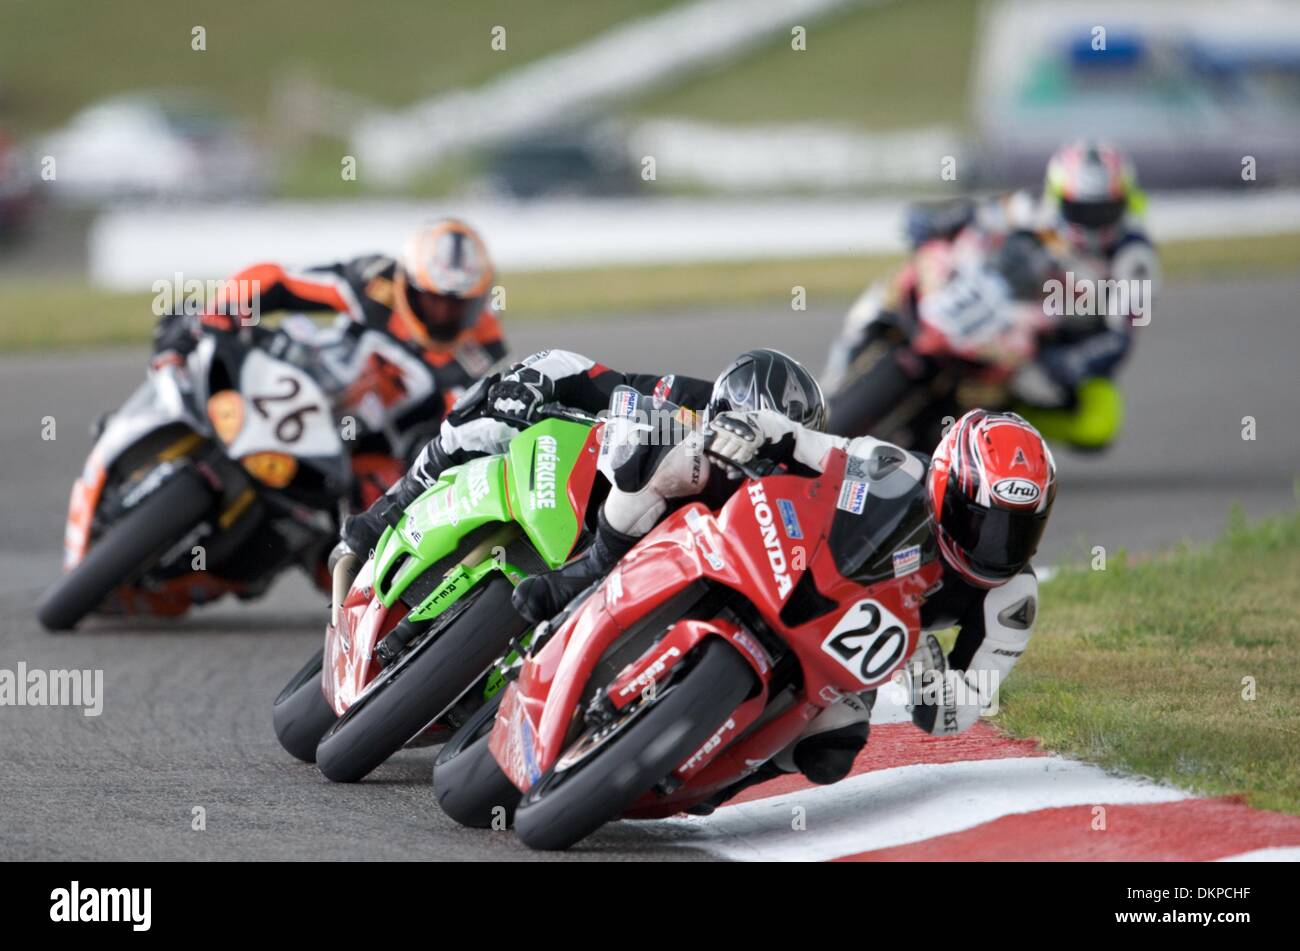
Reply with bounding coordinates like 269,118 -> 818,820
2,274 -> 1298,860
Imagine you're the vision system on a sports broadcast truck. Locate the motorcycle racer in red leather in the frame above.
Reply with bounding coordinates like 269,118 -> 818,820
152,217 -> 506,464
513,349 -> 1057,806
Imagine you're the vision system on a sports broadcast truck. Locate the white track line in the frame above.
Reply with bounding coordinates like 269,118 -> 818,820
649,756 -> 1188,862
1217,846 -> 1300,862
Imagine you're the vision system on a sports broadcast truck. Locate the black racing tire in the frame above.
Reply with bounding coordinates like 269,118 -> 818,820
315,576 -> 527,784
513,638 -> 755,851
36,466 -> 216,631
431,691 -> 520,829
826,343 -> 918,440
272,647 -> 337,763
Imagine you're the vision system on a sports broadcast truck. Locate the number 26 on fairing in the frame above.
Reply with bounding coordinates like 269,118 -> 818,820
821,598 -> 910,687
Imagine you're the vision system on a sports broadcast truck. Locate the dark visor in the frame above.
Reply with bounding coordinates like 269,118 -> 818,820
406,285 -> 475,341
1061,197 -> 1126,230
941,487 -> 1048,580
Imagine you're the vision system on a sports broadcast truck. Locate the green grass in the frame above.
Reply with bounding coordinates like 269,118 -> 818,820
996,503 -> 1300,815
4,230 -> 1298,352
0,0 -> 682,132
626,0 -> 979,129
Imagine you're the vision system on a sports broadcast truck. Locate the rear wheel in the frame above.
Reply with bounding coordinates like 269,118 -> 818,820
513,638 -> 754,851
272,648 -> 336,763
315,576 -> 527,783
37,466 -> 216,631
432,691 -> 520,829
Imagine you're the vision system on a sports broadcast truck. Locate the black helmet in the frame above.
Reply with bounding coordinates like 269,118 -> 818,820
708,349 -> 827,432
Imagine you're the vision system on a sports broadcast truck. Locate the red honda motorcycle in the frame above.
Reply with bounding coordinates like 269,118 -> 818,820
432,444 -> 942,850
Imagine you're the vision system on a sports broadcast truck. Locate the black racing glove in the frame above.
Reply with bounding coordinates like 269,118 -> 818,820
151,312 -> 199,357
488,367 -> 555,423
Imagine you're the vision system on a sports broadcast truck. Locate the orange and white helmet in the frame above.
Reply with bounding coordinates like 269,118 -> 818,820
397,218 -> 494,341
1042,141 -> 1139,254
927,410 -> 1056,588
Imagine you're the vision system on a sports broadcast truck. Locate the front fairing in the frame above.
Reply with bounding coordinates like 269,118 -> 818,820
495,449 -> 942,790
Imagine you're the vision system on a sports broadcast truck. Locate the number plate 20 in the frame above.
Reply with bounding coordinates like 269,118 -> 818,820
821,598 -> 911,688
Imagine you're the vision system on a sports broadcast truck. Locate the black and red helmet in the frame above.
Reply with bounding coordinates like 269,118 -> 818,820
927,410 -> 1056,587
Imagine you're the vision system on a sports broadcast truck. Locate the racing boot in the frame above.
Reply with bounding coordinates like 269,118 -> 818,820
512,510 -> 638,624
686,691 -> 874,815
340,439 -> 454,557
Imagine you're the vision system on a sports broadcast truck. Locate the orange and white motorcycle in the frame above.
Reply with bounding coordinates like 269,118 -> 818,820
37,323 -> 412,630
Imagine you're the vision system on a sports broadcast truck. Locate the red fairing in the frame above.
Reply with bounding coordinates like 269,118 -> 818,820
490,448 -> 943,808
564,424 -> 603,552
323,559 -> 407,714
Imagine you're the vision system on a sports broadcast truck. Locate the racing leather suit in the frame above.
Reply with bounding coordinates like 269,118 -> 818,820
903,195 -> 1158,450
520,407 -> 1040,798
153,254 -> 507,459
341,349 -> 714,556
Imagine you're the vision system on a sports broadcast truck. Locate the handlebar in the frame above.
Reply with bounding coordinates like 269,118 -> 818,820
492,402 -> 602,429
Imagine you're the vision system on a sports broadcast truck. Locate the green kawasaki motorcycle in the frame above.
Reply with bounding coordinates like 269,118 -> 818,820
272,403 -> 604,782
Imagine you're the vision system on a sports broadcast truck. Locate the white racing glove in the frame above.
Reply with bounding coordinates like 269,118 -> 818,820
706,409 -> 796,477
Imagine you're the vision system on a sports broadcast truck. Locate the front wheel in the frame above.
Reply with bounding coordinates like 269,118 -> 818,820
315,576 -> 528,783
826,340 -> 921,441
513,638 -> 755,851
432,691 -> 520,829
272,648 -> 337,763
37,466 -> 216,631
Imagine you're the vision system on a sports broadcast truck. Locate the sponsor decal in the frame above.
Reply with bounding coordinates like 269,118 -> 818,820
836,478 -> 868,514
678,716 -> 738,774
532,434 -> 559,509
775,498 -> 803,539
605,567 -> 624,605
892,543 -> 921,578
685,508 -> 725,570
731,629 -> 770,674
401,523 -> 423,549
519,709 -> 542,785
747,482 -> 794,599
991,477 -> 1041,505
652,374 -> 675,409
610,389 -> 639,418
466,458 -> 492,508
616,645 -> 681,699
845,454 -> 872,481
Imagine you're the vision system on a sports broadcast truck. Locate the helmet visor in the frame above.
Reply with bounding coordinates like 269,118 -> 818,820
405,283 -> 480,341
1061,197 -> 1126,230
941,487 -> 1048,581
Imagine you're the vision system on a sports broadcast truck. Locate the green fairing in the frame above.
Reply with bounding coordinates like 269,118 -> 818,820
369,417 -> 595,624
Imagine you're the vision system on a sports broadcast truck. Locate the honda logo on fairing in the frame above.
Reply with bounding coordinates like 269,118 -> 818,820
747,483 -> 793,599
991,478 -> 1040,505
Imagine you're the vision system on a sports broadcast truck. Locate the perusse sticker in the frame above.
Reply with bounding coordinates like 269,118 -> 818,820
991,477 -> 1041,505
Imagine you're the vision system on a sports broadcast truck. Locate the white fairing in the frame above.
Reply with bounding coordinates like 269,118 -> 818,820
227,349 -> 342,459
89,362 -> 201,473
